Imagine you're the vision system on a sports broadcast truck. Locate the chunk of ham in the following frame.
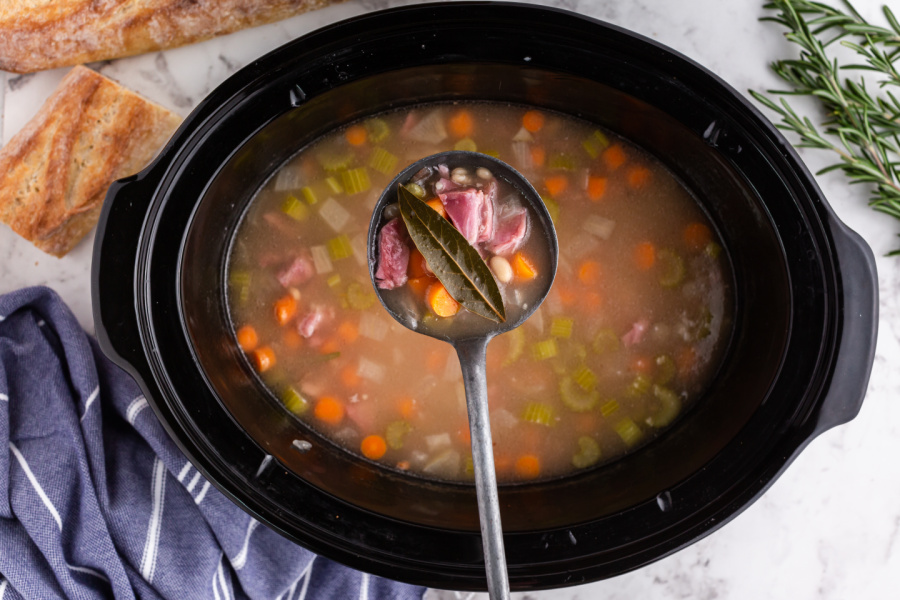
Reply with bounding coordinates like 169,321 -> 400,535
439,186 -> 496,246
297,305 -> 333,339
622,319 -> 650,347
486,201 -> 527,256
375,218 -> 410,290
276,254 -> 314,288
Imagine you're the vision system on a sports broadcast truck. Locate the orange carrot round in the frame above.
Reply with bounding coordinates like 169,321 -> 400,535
512,252 -> 537,280
515,454 -> 541,479
314,396 -> 345,425
586,176 -> 607,201
448,109 -> 474,138
426,282 -> 460,317
543,174 -> 568,198
397,396 -> 418,419
634,241 -> 656,271
345,124 -> 367,146
274,295 -> 298,326
250,346 -> 276,372
530,145 -> 546,167
340,365 -> 360,388
337,321 -> 359,343
522,110 -> 545,133
408,248 -> 431,279
282,328 -> 303,349
361,435 -> 388,460
683,222 -> 712,251
602,144 -> 627,170
236,325 -> 258,352
578,260 -> 601,285
626,166 -> 651,189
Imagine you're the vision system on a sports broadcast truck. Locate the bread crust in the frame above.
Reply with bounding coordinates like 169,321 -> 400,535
0,0 -> 343,74
0,66 -> 181,257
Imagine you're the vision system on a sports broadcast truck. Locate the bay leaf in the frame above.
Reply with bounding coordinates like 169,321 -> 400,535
397,186 -> 506,323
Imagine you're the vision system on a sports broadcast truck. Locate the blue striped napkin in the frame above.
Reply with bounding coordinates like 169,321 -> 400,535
0,286 -> 426,600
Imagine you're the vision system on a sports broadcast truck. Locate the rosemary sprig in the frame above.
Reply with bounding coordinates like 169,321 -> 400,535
749,0 -> 900,250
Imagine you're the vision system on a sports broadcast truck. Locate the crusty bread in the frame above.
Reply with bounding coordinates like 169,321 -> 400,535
0,66 -> 181,257
0,0 -> 344,74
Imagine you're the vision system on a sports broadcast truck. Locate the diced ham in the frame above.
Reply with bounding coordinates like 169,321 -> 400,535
375,218 -> 410,290
297,305 -> 333,338
440,187 -> 485,244
622,319 -> 650,347
486,202 -> 527,256
477,179 -> 497,244
276,254 -> 314,288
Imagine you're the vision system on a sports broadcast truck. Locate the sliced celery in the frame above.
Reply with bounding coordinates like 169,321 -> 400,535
327,234 -> 354,261
346,281 -> 376,310
531,338 -> 558,360
364,117 -> 390,143
522,402 -> 555,426
369,147 -> 399,175
582,129 -> 610,158
316,149 -> 352,172
325,176 -> 343,195
559,376 -> 599,412
300,186 -> 318,205
571,436 -> 601,469
454,138 -> 477,152
482,149 -> 500,158
572,365 -> 597,392
592,328 -> 620,354
229,271 -> 251,304
502,327 -> 526,366
658,249 -> 685,288
281,194 -> 309,221
385,420 -> 412,450
547,153 -> 577,170
599,398 -> 620,417
655,355 -> 676,385
550,317 -> 574,339
646,385 -> 682,428
341,167 -> 371,195
705,241 -> 722,259
282,387 -> 309,415
614,418 -> 643,447
625,374 -> 651,397
541,195 -> 560,224
326,273 -> 342,288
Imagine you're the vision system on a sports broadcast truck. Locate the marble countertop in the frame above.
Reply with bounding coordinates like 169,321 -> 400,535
2,0 -> 898,598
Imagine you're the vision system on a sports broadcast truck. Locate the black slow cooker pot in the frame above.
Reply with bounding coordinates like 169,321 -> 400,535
92,2 -> 878,591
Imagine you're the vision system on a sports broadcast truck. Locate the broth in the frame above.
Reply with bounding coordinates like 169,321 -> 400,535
226,102 -> 734,482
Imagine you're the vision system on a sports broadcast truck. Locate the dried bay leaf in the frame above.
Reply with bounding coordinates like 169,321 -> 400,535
398,186 -> 506,323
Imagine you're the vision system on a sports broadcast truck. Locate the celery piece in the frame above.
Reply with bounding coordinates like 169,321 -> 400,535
282,387 -> 309,415
341,167 -> 371,195
229,271 -> 251,304
325,176 -> 343,195
541,195 -> 560,224
582,129 -> 610,158
502,327 -> 526,366
646,385 -> 682,428
531,338 -> 558,360
404,182 -> 427,199
385,420 -> 412,450
548,153 -> 577,170
463,456 -> 475,478
346,281 -> 376,310
571,436 -> 601,469
559,376 -> 600,412
655,355 -> 676,385
658,249 -> 685,288
369,147 -> 399,175
454,137 -> 477,152
614,418 -> 643,447
550,317 -> 574,339
625,374 -> 651,397
573,365 -> 597,392
599,399 -> 620,417
705,241 -> 722,259
327,234 -> 354,261
482,149 -> 500,158
593,328 -> 620,354
326,273 -> 342,288
300,186 -> 318,205
364,117 -> 390,143
281,194 -> 309,221
522,402 -> 555,426
317,149 -> 352,172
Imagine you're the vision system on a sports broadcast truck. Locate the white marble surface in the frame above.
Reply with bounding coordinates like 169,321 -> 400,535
2,0 -> 899,598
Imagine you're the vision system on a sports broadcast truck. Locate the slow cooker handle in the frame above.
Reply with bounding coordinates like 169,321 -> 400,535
91,169 -> 161,379
814,217 -> 878,434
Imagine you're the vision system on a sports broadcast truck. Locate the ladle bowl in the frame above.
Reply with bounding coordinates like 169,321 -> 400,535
367,151 -> 559,599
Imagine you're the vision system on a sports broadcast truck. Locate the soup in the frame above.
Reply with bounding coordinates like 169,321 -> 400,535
226,102 -> 733,482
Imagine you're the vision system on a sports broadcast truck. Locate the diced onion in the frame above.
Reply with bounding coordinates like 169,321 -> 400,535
583,214 -> 616,240
318,198 -> 351,232
358,312 -> 389,341
357,358 -> 385,383
310,245 -> 333,274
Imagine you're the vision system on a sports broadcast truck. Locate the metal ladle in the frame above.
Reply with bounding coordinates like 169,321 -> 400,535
367,151 -> 558,599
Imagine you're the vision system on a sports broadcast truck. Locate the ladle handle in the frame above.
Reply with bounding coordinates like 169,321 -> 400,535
455,338 -> 510,600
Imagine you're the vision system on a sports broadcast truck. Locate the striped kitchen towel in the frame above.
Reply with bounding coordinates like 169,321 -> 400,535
0,286 -> 426,600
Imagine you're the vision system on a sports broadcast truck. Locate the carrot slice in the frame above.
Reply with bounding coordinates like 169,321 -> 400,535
602,144 -> 627,170
522,110 -> 545,133
515,454 -> 541,479
426,282 -> 460,317
345,124 -> 367,146
274,295 -> 298,326
683,222 -> 712,251
512,252 -> 537,280
397,396 -> 418,419
407,275 -> 437,298
448,109 -> 474,138
586,176 -> 608,201
425,198 -> 447,219
634,241 -> 656,271
314,396 -> 345,425
408,248 -> 431,278
319,337 -> 340,355
282,328 -> 303,349
543,174 -> 568,198
337,321 -> 359,343
577,260 -> 601,285
626,166 -> 651,189
340,365 -> 361,388
236,325 -> 258,352
530,145 -> 546,167
249,346 -> 275,372
361,434 -> 388,460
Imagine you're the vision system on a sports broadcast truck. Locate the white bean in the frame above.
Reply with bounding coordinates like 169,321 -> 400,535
490,256 -> 513,283
451,168 -> 472,185
476,167 -> 493,180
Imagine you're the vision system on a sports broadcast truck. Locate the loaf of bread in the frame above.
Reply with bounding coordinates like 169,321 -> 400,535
0,66 -> 181,257
0,0 -> 344,73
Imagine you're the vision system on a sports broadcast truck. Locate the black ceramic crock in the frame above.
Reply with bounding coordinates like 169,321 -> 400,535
92,2 -> 878,591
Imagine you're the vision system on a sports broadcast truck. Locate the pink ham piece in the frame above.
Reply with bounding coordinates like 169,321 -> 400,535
375,218 -> 410,290
440,187 -> 485,244
622,319 -> 650,347
486,202 -> 527,256
477,179 -> 497,244
276,254 -> 314,288
297,305 -> 333,339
